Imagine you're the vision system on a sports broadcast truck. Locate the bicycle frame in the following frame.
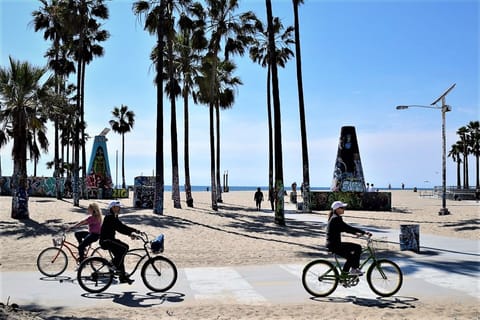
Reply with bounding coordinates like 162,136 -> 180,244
53,234 -> 97,263
115,233 -> 158,277
332,239 -> 378,279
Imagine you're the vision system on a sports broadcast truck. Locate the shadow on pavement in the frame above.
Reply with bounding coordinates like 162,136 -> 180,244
311,295 -> 418,309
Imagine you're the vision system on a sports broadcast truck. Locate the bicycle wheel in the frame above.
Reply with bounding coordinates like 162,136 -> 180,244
37,247 -> 68,277
367,259 -> 403,297
141,256 -> 178,292
302,259 -> 339,297
77,257 -> 114,293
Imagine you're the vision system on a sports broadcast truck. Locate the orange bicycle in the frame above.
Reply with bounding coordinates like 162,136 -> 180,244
36,231 -> 107,277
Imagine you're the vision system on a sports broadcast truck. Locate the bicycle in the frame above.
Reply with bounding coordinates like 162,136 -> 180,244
77,232 -> 177,293
302,237 -> 403,297
36,231 -> 106,277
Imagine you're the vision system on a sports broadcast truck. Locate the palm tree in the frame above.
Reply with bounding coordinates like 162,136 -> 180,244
467,121 -> 479,189
32,0 -> 76,200
448,142 -> 463,189
292,0 -> 310,212
457,126 -> 469,189
265,0 -> 285,225
202,0 -> 257,209
174,13 -> 207,207
133,0 -> 167,214
63,0 -> 109,205
249,16 -> 294,212
109,105 -> 135,189
0,57 -> 52,219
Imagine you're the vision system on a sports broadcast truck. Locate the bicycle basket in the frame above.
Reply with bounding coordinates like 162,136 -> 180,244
370,237 -> 389,251
52,235 -> 63,247
151,234 -> 164,254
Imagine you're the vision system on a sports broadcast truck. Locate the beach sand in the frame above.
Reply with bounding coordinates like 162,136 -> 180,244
0,190 -> 479,319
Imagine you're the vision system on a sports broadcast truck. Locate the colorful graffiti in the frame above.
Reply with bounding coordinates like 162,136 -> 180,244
133,176 -> 155,208
309,191 -> 391,211
86,135 -> 113,197
331,126 -> 366,192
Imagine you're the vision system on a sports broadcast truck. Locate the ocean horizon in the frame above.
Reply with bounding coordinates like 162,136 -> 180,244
155,185 -> 424,192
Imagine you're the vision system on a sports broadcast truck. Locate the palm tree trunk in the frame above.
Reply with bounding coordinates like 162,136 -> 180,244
266,0 -> 285,225
209,102 -> 218,211
11,112 -> 29,219
183,87 -> 194,207
121,133 -> 126,189
215,103 -> 223,203
456,159 -> 461,189
293,0 -> 310,212
154,8 -> 165,215
267,65 -> 274,211
81,60 -> 87,198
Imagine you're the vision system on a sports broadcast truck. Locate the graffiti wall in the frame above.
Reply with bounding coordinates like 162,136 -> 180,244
0,176 -> 127,199
133,176 -> 155,208
309,191 -> 391,211
331,126 -> 366,192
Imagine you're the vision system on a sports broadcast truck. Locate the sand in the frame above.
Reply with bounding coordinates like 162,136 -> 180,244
0,190 -> 479,319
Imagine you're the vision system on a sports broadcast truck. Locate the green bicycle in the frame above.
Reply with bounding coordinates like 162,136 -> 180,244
302,237 -> 403,297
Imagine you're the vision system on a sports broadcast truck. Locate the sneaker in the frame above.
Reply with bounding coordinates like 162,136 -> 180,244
119,275 -> 134,285
349,268 -> 363,276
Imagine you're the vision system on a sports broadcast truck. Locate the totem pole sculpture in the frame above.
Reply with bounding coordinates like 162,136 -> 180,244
331,126 -> 366,192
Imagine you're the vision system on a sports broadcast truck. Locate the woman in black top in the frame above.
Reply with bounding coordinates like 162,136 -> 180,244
100,200 -> 139,284
326,201 -> 371,275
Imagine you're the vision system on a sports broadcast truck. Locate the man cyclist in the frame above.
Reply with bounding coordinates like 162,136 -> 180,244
100,200 -> 139,284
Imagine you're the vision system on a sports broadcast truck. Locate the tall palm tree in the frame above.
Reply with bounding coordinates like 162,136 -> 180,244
466,121 -> 479,189
448,142 -> 463,189
292,0 -> 310,212
63,0 -> 109,206
133,0 -> 167,214
174,12 -> 207,207
202,0 -> 257,209
109,104 -> 135,189
32,0 -> 76,200
265,0 -> 285,225
249,16 -> 294,212
457,126 -> 469,189
0,57 -> 52,219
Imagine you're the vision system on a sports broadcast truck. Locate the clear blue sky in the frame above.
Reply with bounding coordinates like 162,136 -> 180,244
1,0 -> 478,189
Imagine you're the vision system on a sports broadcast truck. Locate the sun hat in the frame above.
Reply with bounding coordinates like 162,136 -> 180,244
331,201 -> 348,210
108,200 -> 122,209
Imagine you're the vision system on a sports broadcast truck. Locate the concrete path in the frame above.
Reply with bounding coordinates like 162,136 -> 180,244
1,210 -> 479,310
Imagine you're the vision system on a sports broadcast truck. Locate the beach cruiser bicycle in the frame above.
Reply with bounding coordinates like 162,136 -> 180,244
77,232 -> 177,293
37,231 -> 106,277
302,236 -> 403,297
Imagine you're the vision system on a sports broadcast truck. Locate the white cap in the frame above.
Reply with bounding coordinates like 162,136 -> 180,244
331,201 -> 348,210
108,200 -> 122,209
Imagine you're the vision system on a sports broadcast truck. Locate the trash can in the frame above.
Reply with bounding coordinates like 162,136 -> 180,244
399,224 -> 420,253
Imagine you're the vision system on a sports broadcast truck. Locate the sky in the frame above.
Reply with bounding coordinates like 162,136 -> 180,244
0,0 -> 479,190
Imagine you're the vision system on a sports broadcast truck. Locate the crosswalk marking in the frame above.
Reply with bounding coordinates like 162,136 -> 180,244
184,266 -> 267,303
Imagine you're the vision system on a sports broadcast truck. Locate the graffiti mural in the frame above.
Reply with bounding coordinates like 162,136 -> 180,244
399,224 -> 420,252
331,126 -> 366,192
134,176 -> 155,208
309,191 -> 391,211
86,134 -> 113,198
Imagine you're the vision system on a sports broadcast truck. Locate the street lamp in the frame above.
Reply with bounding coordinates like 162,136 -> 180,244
396,83 -> 456,215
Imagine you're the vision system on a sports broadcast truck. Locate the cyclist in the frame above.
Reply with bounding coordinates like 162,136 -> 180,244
100,200 -> 139,284
67,202 -> 102,263
326,201 -> 372,276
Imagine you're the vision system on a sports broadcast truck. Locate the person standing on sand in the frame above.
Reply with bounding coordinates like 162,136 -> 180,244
67,202 -> 102,263
254,187 -> 264,211
326,201 -> 372,276
100,200 -> 139,284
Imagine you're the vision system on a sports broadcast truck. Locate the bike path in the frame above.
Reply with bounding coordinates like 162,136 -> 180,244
1,256 -> 478,310
1,211 -> 479,309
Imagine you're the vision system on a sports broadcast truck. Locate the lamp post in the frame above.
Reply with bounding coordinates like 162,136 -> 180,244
396,83 -> 455,215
